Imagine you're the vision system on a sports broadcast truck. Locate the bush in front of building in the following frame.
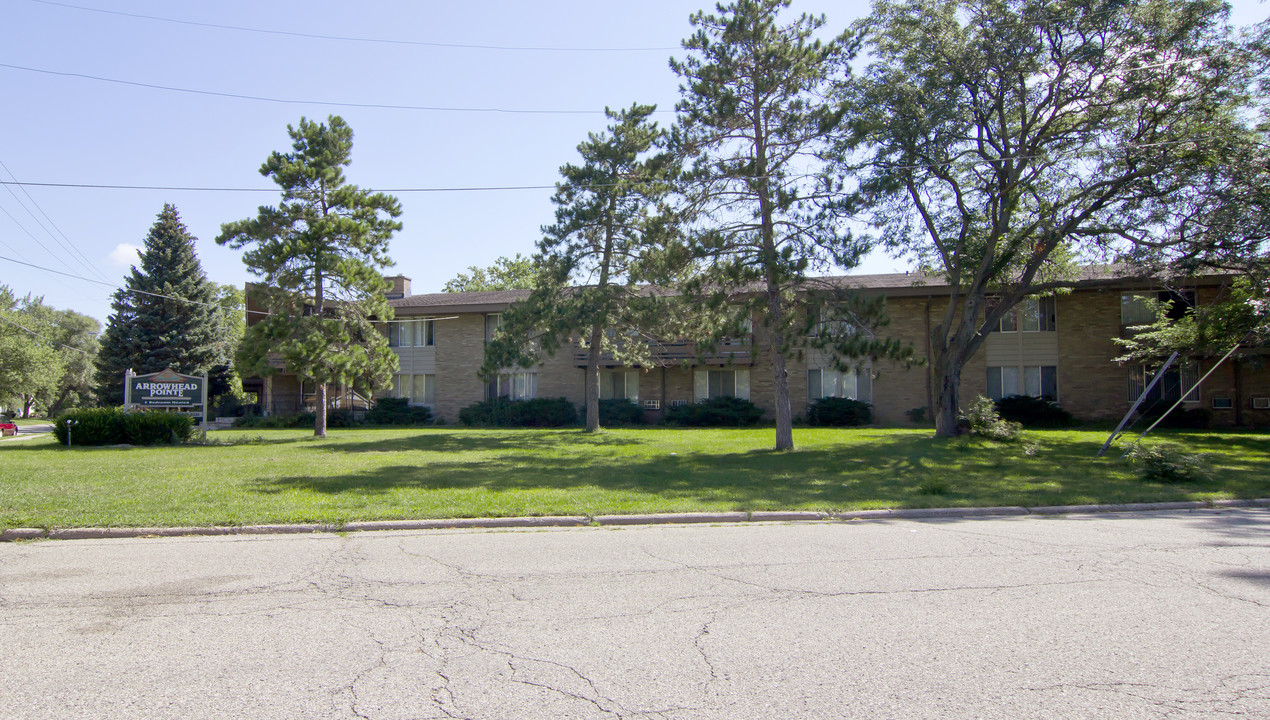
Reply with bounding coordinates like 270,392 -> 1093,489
234,412 -> 318,429
1136,404 -> 1211,429
663,397 -> 763,427
1125,441 -> 1213,483
806,397 -> 873,427
993,395 -> 1074,428
459,397 -> 579,427
365,398 -> 432,425
959,396 -> 1024,442
582,399 -> 645,427
52,407 -> 192,446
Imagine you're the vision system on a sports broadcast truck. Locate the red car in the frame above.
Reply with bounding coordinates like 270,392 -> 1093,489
0,422 -> 17,437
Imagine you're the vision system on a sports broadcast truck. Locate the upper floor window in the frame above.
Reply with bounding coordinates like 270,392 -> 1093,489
389,319 -> 435,347
485,313 -> 502,343
1121,291 -> 1194,326
991,297 -> 1056,333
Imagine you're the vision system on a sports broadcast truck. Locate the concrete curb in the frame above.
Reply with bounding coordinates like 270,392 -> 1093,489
3,499 -> 1267,542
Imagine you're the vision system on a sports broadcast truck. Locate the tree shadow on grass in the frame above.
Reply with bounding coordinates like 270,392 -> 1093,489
321,428 -> 647,455
244,431 -> 1269,513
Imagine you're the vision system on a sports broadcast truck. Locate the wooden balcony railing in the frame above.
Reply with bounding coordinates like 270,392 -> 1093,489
572,339 -> 753,368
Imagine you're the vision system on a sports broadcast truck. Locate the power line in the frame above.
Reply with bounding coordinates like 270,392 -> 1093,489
0,158 -> 114,284
0,62 -> 649,115
29,0 -> 678,53
0,314 -> 91,355
0,180 -> 558,193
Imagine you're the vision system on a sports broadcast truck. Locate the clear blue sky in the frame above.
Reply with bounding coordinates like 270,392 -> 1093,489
2,0 -> 1265,325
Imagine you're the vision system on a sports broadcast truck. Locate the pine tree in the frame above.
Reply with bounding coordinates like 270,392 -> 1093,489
216,115 -> 402,438
94,204 -> 230,406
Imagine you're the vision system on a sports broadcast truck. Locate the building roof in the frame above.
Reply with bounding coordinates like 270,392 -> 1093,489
388,265 -> 1220,315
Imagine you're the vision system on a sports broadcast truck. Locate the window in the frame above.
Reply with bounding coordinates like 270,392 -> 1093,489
693,369 -> 750,401
987,365 -> 1057,401
490,371 -> 536,400
1121,290 -> 1195,326
485,313 -> 502,343
1128,364 -> 1199,404
392,374 -> 435,405
990,297 -> 1056,333
390,319 -> 435,347
599,370 -> 639,401
808,367 -> 873,403
808,306 -> 855,338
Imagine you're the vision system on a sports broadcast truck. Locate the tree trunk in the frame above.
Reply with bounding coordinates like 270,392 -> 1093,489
932,348 -> 963,438
315,382 -> 328,438
585,325 -> 602,432
766,293 -> 794,451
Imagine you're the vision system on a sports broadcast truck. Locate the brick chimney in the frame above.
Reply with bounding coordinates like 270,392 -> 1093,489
384,274 -> 412,299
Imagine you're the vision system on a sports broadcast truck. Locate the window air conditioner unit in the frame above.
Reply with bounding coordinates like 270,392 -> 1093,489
670,399 -> 689,407
643,400 -> 661,410
1253,397 -> 1270,410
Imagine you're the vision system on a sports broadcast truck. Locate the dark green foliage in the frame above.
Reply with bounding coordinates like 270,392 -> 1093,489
217,115 -> 402,438
459,398 -> 578,427
233,412 -> 317,429
124,412 -> 195,445
994,395 -> 1075,428
1137,405 -> 1212,430
443,254 -> 537,292
53,407 -> 191,446
664,397 -> 763,427
1126,442 -> 1214,483
326,409 -> 360,428
584,399 -> 645,427
959,396 -> 1024,442
365,397 -> 433,426
806,397 -> 873,427
95,205 -> 234,406
905,407 -> 928,424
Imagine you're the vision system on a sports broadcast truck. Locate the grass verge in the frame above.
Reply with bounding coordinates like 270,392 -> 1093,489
1,427 -> 1267,529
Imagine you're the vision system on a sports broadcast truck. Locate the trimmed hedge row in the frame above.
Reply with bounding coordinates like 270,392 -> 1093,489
53,407 -> 194,446
664,397 -> 763,427
459,397 -> 578,427
365,397 -> 433,425
806,397 -> 873,427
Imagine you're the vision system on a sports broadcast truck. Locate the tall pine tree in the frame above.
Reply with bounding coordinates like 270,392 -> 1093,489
94,204 -> 233,405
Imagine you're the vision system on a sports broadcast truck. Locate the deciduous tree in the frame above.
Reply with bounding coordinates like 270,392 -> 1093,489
443,254 -> 537,292
840,0 -> 1251,436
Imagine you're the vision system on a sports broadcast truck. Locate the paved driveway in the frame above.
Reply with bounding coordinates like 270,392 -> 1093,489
2,510 -> 1267,719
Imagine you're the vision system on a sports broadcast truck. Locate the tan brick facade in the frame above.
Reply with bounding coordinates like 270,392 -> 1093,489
248,274 -> 1270,428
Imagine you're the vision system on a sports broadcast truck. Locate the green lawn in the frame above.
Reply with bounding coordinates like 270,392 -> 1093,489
1,427 -> 1267,530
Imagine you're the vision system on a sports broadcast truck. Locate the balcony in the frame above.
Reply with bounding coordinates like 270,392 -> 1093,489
573,339 -> 753,368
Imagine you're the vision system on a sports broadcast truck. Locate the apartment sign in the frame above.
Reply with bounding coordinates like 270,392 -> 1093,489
126,368 -> 205,408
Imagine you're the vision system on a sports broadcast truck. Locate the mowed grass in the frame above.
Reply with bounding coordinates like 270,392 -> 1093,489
1,427 -> 1267,529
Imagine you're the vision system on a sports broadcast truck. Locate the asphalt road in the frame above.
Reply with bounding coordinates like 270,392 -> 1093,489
2,510 -> 1267,719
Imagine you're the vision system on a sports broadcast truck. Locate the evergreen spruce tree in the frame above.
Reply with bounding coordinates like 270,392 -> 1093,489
94,204 -> 231,406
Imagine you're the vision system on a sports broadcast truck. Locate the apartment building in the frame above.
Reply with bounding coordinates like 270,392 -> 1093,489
376,270 -> 1270,428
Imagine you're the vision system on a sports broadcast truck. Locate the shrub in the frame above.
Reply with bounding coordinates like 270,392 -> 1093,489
1125,441 -> 1213,483
365,397 -> 432,426
233,412 -> 317,429
53,407 -> 126,445
583,399 -> 645,427
994,395 -> 1075,428
326,408 -> 361,428
905,406 -> 928,424
53,407 -> 192,446
959,396 -> 1023,442
663,397 -> 763,427
123,411 -> 194,445
459,397 -> 578,427
807,397 -> 873,427
1137,404 -> 1211,430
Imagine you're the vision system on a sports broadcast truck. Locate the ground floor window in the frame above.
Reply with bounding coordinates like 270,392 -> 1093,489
599,370 -> 639,402
693,369 -> 750,401
808,367 -> 872,403
490,371 -> 537,401
987,365 -> 1057,401
1128,363 -> 1199,404
393,374 -> 435,405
